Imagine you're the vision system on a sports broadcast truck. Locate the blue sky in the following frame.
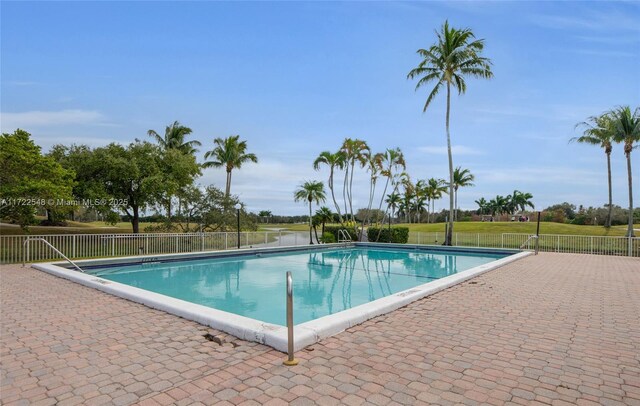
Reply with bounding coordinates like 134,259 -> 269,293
2,1 -> 639,216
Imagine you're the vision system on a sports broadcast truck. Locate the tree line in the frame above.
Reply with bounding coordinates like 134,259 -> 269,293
0,122 -> 259,233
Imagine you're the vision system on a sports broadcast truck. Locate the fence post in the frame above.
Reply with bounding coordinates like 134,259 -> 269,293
557,236 -> 560,252
477,233 -> 480,247
111,237 -> 115,257
225,233 -> 228,250
590,236 -> 593,255
201,232 -> 205,252
501,234 -> 504,248
72,235 -> 76,259
629,237 -> 633,257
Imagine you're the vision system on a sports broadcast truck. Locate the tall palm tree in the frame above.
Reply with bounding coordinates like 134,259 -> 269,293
313,150 -> 346,223
147,121 -> 201,154
203,135 -> 258,199
408,20 -> 493,245
294,181 -> 327,244
610,106 -> 640,237
148,121 -> 201,222
452,167 -> 475,220
340,138 -> 370,222
571,113 -> 615,227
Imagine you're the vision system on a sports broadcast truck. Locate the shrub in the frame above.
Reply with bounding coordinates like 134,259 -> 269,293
367,227 -> 409,244
320,232 -> 336,244
323,226 -> 357,241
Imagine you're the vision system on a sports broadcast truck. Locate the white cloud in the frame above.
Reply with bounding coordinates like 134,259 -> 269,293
0,109 -> 109,130
419,145 -> 484,156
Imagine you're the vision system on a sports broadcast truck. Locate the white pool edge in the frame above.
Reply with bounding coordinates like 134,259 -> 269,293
31,246 -> 532,353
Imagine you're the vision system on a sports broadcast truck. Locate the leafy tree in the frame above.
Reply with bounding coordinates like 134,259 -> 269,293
155,148 -> 201,224
488,195 -> 509,216
0,129 -> 75,228
452,167 -> 475,220
48,143 -> 114,221
544,202 -> 576,220
147,121 -> 201,154
610,106 -> 640,237
170,185 -> 256,233
408,20 -> 493,244
571,113 -> 615,227
93,141 -> 164,233
203,135 -> 258,200
294,180 -> 326,244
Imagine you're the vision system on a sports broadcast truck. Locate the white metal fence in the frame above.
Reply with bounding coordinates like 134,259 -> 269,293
1,231 -> 638,264
409,232 -> 640,257
0,231 -> 309,264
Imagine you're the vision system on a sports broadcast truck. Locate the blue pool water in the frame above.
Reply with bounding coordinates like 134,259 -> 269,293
90,247 -> 508,326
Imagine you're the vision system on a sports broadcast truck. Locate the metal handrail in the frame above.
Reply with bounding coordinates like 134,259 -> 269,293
23,237 -> 85,272
283,271 -> 298,366
519,235 -> 538,250
337,229 -> 352,243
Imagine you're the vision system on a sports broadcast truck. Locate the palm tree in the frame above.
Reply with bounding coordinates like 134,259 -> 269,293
148,121 -> 201,222
294,181 -> 327,244
425,178 -> 448,223
488,195 -> 509,216
258,210 -> 272,223
313,151 -> 346,223
510,190 -> 534,213
408,20 -> 493,245
385,192 -> 401,223
203,135 -> 258,199
452,167 -> 475,220
571,113 -> 615,227
610,106 -> 640,237
340,138 -> 370,222
315,206 -> 334,236
147,121 -> 201,154
475,197 -> 488,215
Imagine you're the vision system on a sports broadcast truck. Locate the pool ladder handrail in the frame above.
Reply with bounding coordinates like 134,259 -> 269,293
23,237 -> 85,272
520,234 -> 539,255
337,229 -> 352,244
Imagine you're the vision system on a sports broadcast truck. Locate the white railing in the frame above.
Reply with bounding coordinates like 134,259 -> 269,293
409,232 -> 639,257
1,231 -> 307,264
2,231 -> 638,264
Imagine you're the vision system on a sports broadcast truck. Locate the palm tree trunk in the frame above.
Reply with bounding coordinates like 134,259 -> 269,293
225,170 -> 232,198
445,82 -> 454,245
329,167 -> 344,224
308,200 -> 314,244
454,187 -> 458,222
625,150 -> 635,237
606,151 -> 613,228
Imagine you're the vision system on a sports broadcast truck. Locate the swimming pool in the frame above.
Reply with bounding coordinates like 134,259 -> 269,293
33,243 -> 531,351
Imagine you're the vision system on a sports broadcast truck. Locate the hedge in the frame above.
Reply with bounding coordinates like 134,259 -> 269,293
367,227 -> 409,243
323,226 -> 358,242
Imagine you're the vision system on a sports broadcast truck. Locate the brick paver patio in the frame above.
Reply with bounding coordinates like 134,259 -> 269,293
1,253 -> 639,405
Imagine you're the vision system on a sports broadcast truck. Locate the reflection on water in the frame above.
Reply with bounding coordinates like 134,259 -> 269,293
95,248 -> 505,326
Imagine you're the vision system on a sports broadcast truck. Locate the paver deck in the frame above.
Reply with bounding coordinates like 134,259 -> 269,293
1,253 -> 639,405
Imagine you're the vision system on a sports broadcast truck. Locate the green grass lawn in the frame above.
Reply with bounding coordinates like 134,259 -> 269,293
261,221 -> 630,236
2,219 -> 630,237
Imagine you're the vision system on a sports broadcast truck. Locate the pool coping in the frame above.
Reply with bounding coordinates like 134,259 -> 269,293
31,243 -> 532,352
